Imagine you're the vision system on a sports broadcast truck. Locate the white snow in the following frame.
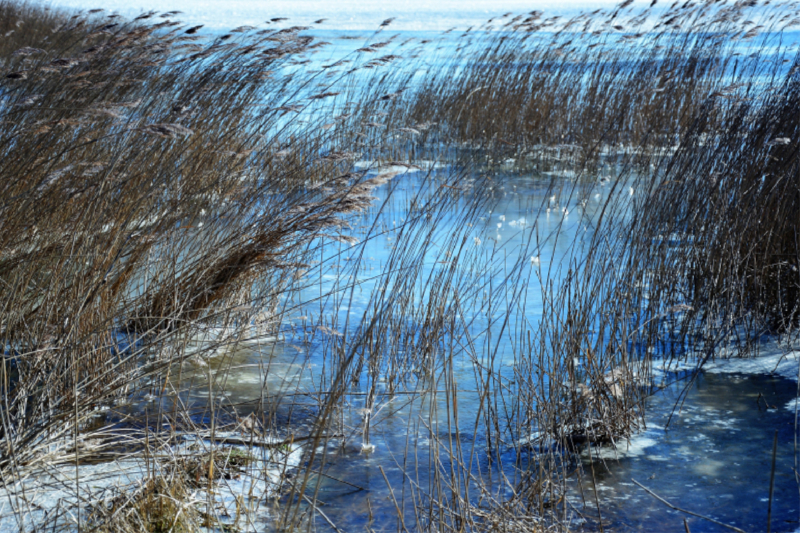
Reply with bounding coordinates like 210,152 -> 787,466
53,0 -> 634,31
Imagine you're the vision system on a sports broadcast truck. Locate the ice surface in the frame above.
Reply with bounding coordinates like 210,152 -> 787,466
703,348 -> 800,382
54,0 -> 632,31
652,342 -> 800,384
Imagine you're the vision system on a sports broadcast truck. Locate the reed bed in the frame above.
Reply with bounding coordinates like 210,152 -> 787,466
344,1 -> 800,529
0,3 -> 432,530
0,0 -> 799,532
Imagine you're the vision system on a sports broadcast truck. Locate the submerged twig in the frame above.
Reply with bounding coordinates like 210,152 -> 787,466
632,478 -> 748,533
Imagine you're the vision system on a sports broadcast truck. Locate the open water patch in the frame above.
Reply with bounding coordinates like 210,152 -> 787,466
571,371 -> 800,532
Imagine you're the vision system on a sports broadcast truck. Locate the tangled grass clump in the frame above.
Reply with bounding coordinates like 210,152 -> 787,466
87,473 -> 200,533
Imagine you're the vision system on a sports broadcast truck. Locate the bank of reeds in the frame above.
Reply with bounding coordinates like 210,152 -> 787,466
401,0 -> 799,157
2,0 -> 800,532
362,0 -> 800,529
0,3 -> 437,530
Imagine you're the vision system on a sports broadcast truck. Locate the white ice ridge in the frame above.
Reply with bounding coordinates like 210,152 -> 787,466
702,347 -> 800,383
582,435 -> 658,461
653,340 -> 800,384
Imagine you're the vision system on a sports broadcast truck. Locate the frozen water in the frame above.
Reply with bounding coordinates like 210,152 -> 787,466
54,0 -> 627,31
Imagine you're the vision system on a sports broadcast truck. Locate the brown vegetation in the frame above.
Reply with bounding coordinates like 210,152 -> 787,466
0,0 -> 799,531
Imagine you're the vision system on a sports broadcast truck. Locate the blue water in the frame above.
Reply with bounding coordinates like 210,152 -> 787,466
149,161 -> 800,531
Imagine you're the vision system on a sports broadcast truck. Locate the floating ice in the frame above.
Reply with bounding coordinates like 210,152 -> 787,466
703,348 -> 800,382
583,435 -> 659,460
360,443 -> 376,454
786,398 -> 800,412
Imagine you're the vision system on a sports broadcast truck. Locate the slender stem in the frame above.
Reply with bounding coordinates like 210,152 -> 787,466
767,429 -> 778,533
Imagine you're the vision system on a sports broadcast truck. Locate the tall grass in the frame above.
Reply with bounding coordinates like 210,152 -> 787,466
357,1 -> 800,529
1,0 -> 799,531
0,3 -> 429,528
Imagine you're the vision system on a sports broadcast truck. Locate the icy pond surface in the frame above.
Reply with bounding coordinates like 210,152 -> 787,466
183,165 -> 800,531
576,357 -> 800,532
3,162 -> 799,533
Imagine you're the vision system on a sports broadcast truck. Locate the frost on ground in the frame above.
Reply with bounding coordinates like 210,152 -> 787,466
0,433 -> 303,533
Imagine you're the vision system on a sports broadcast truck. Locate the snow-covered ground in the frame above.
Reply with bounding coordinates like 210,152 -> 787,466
0,433 -> 303,533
